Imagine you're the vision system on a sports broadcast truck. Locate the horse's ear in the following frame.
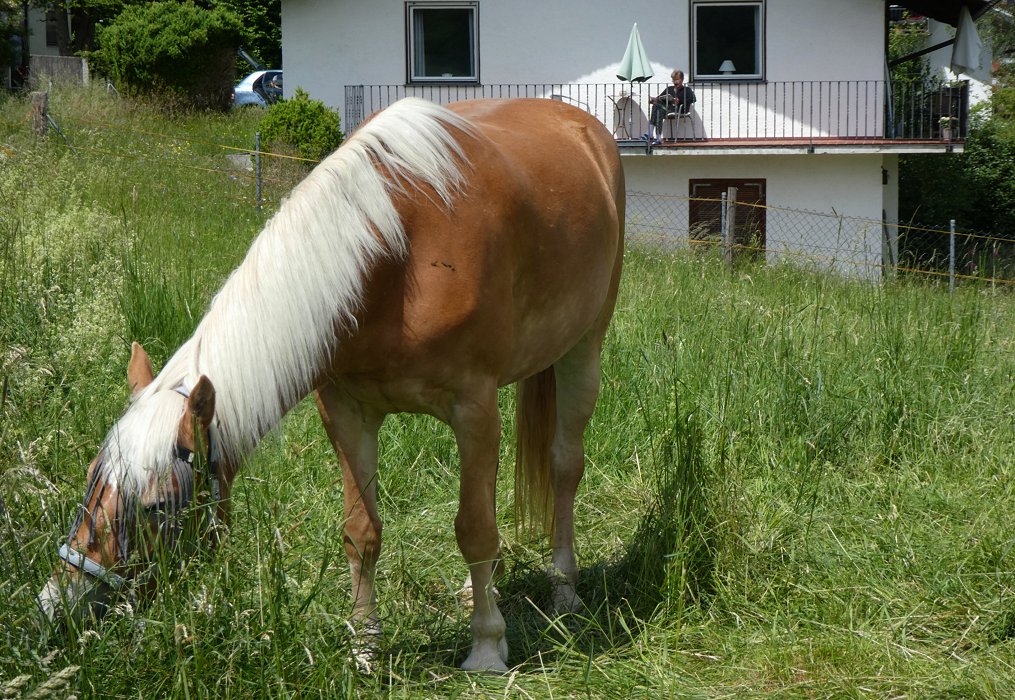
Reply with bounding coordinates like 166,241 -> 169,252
188,376 -> 216,431
127,342 -> 154,396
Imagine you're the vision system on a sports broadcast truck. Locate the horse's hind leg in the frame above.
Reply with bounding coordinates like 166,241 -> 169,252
547,334 -> 606,613
315,385 -> 384,668
450,383 -> 509,672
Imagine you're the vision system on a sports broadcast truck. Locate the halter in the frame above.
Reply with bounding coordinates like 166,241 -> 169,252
57,385 -> 221,590
57,542 -> 127,590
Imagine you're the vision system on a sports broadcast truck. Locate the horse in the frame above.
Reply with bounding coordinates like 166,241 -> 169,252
37,97 -> 625,672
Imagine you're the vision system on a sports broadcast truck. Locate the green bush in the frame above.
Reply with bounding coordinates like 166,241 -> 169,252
92,2 -> 244,110
259,88 -> 344,163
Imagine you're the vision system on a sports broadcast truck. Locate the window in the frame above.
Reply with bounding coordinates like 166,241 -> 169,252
692,1 -> 764,80
407,2 -> 479,83
45,9 -> 61,47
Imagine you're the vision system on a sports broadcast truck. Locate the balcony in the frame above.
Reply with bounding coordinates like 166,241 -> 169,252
344,79 -> 968,151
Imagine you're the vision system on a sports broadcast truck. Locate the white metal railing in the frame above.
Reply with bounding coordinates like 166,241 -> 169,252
344,79 -> 969,144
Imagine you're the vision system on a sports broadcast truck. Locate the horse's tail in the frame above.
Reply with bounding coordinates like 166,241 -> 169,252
514,366 -> 556,534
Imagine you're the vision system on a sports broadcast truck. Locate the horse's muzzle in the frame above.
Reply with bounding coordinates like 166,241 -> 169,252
36,573 -> 112,628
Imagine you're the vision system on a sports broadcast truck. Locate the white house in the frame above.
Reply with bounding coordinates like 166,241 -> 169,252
4,6 -> 85,89
279,0 -> 990,277
24,7 -> 63,58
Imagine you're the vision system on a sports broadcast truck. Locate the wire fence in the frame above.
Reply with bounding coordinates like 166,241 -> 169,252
627,191 -> 1015,287
18,107 -> 1015,289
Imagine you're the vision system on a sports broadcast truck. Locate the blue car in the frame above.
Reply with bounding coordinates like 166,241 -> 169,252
232,70 -> 283,108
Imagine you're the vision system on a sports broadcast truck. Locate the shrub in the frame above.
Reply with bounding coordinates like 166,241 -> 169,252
259,88 -> 344,163
92,2 -> 244,110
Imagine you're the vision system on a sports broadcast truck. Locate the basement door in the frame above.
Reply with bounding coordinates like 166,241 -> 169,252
689,178 -> 767,257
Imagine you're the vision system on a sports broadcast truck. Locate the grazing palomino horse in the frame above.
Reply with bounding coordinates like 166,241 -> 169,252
37,97 -> 624,672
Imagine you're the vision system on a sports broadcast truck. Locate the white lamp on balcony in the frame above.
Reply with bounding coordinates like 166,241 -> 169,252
718,59 -> 737,75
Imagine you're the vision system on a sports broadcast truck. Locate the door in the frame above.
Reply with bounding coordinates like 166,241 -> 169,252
689,178 -> 767,258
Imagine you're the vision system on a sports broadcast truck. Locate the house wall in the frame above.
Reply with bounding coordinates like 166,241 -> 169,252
624,153 -> 891,277
282,0 -> 888,109
26,8 -> 60,57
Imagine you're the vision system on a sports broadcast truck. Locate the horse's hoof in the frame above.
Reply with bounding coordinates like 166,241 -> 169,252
552,587 -> 585,615
346,619 -> 381,673
352,646 -> 375,674
460,634 -> 509,673
460,652 -> 509,673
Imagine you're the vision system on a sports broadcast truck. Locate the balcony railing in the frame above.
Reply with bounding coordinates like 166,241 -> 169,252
344,79 -> 969,145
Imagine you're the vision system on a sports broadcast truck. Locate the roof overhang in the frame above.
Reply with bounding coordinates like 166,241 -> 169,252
892,0 -> 998,26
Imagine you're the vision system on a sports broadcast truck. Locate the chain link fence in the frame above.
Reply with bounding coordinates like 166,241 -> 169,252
626,191 -> 1015,287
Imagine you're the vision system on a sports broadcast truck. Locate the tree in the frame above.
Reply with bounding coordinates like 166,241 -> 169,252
29,0 -> 280,66
91,1 -> 244,110
218,0 -> 281,69
1,1 -> 23,69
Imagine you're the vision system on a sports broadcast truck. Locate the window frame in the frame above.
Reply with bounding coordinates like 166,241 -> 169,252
45,9 -> 60,47
690,1 -> 765,82
405,2 -> 480,85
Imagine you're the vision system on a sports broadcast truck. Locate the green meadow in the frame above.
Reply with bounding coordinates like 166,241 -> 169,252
1,84 -> 1014,698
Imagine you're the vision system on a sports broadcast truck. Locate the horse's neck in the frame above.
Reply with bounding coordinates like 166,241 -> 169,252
171,329 -> 321,467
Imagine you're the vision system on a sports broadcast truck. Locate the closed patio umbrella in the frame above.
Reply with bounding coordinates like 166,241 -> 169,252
613,23 -> 653,139
616,22 -> 653,83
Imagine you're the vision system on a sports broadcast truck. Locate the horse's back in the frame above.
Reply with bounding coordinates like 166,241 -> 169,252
332,98 -> 624,413
443,98 -> 625,361
449,98 -> 624,258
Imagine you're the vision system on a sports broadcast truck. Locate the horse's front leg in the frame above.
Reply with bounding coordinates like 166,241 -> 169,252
450,387 -> 509,673
315,386 -> 384,668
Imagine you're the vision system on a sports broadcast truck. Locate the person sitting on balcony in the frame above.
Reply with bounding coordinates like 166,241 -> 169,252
644,70 -> 696,145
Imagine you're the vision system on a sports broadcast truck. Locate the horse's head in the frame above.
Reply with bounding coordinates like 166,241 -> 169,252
37,343 -> 219,626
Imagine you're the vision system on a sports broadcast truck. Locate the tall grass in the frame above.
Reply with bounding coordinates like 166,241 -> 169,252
2,84 -> 1015,697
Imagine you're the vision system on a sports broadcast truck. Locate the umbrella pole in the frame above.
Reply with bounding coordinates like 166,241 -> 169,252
627,80 -> 634,139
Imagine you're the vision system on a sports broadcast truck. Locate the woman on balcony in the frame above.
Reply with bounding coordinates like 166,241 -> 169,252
645,70 -> 696,145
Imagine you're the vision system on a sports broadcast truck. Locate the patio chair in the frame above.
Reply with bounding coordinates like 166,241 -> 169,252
663,108 -> 696,140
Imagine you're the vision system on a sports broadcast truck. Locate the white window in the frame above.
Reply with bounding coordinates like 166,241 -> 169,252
692,1 -> 764,81
407,2 -> 479,83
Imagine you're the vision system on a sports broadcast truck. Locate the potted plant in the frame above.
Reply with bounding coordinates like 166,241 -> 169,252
940,116 -> 955,141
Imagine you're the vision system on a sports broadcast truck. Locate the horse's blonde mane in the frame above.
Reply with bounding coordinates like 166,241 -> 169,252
105,98 -> 474,489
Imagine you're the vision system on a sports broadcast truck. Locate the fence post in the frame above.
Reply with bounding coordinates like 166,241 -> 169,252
30,91 -> 48,137
255,131 -> 262,211
723,186 -> 737,268
949,218 -> 956,293
720,191 -> 727,259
